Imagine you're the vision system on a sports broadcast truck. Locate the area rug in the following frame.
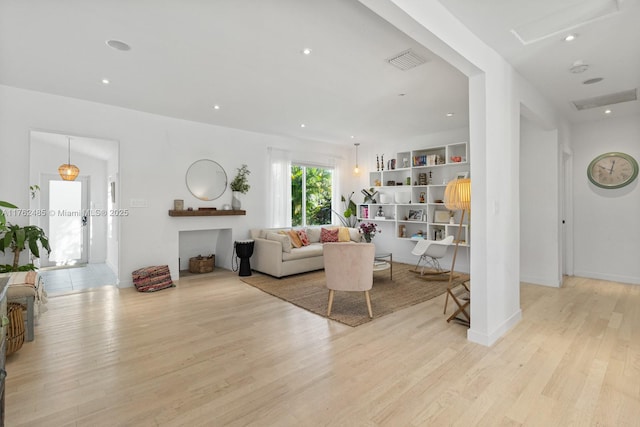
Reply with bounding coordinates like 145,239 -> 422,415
240,262 -> 468,327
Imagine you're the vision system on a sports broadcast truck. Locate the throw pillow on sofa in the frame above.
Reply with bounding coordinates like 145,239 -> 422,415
297,229 -> 310,246
320,227 -> 339,243
337,227 -> 351,242
286,229 -> 303,248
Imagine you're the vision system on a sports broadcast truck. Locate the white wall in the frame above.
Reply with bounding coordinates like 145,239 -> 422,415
572,114 -> 640,284
0,84 -> 348,286
520,117 -> 561,286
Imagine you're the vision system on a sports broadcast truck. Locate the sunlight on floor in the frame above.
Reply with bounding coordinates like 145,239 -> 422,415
38,263 -> 118,296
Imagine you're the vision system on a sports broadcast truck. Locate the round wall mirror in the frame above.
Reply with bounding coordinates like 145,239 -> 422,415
185,159 -> 227,201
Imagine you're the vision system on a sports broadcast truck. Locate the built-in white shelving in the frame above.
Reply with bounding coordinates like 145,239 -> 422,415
358,142 -> 469,245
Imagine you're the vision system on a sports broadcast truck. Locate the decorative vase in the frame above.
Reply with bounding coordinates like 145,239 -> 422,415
231,191 -> 242,210
364,234 -> 372,243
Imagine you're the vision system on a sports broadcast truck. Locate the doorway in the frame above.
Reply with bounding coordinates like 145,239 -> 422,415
29,130 -> 120,289
40,174 -> 89,266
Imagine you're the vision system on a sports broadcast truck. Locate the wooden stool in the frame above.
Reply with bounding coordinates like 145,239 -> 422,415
443,279 -> 470,327
6,302 -> 25,356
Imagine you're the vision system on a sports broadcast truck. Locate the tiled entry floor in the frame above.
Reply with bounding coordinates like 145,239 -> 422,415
39,263 -> 118,296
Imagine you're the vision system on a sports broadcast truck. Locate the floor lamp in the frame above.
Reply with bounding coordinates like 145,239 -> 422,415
443,178 -> 471,325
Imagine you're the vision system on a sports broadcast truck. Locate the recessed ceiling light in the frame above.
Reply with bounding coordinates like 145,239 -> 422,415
583,77 -> 604,85
302,48 -> 312,55
350,135 -> 355,139
300,124 -> 306,128
106,39 -> 131,51
101,79 -> 110,85
604,109 -> 612,114
446,112 -> 454,117
213,105 -> 220,110
564,34 -> 577,42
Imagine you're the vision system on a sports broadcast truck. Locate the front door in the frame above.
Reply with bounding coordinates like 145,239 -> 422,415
41,174 -> 89,266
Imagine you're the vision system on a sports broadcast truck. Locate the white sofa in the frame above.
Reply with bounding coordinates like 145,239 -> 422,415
249,227 -> 361,278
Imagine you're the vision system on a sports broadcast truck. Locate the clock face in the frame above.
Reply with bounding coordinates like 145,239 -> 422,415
587,152 -> 639,189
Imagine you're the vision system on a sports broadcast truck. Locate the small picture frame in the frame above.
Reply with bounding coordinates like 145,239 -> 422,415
455,171 -> 469,179
408,209 -> 423,221
434,210 -> 450,223
174,199 -> 184,211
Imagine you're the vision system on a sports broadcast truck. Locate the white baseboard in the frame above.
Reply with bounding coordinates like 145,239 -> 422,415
520,274 -> 561,288
467,308 -> 522,347
573,270 -> 640,286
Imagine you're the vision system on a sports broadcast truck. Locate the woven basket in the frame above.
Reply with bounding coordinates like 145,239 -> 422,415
6,302 -> 25,356
189,255 -> 215,274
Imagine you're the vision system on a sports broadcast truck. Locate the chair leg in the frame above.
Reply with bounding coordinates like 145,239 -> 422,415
364,290 -> 373,318
443,291 -> 450,314
327,290 -> 335,316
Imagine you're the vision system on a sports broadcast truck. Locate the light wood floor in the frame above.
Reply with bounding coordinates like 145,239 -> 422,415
5,270 -> 640,426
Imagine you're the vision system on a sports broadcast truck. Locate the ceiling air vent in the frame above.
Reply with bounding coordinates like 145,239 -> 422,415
572,89 -> 637,111
387,49 -> 428,71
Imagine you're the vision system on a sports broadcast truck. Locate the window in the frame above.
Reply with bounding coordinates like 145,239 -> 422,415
291,164 -> 333,226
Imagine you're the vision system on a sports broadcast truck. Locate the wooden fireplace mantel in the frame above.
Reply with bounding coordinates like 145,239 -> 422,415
168,209 -> 246,217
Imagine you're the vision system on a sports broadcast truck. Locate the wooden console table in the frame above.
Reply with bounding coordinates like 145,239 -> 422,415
168,210 -> 246,217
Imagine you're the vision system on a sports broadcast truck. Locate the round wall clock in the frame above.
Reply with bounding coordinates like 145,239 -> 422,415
587,152 -> 639,189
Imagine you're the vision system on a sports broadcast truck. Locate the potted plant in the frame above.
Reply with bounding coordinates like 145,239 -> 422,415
0,223 -> 51,273
332,192 -> 358,228
229,164 -> 250,210
0,200 -> 17,232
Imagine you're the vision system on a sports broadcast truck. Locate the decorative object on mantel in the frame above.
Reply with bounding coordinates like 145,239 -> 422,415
359,222 -> 380,242
230,164 -> 250,210
198,207 -> 217,211
173,199 -> 184,211
188,254 -> 215,274
222,204 -> 232,210
168,209 -> 245,217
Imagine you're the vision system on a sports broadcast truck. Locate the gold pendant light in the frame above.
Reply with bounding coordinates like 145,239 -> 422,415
58,137 -> 80,181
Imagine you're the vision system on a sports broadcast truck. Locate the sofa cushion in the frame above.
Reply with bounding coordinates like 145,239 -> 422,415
282,243 -> 324,260
348,227 -> 361,242
266,232 -> 292,253
297,229 -> 310,246
306,227 -> 321,243
320,227 -> 339,243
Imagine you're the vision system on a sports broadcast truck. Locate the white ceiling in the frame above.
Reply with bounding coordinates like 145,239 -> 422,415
1,1 -> 638,149
0,0 -> 468,147
439,0 -> 640,122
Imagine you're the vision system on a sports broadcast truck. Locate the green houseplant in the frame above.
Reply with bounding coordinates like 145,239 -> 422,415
332,192 -> 358,228
0,223 -> 51,273
0,200 -> 18,232
230,164 -> 250,210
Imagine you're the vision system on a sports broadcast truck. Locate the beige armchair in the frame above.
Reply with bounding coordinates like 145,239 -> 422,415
323,242 -> 376,318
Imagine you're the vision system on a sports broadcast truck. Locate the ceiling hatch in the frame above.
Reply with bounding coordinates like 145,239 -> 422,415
572,89 -> 637,110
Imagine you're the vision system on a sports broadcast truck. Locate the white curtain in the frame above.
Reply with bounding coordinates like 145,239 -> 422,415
267,147 -> 292,227
331,156 -> 345,225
